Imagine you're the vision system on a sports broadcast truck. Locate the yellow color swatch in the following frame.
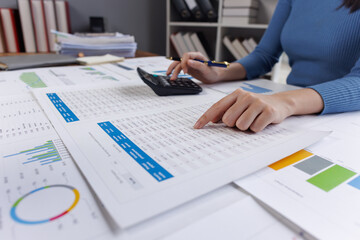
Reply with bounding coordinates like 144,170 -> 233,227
269,149 -> 313,171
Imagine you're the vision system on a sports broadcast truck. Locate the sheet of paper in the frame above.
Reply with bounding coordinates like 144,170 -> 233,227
236,111 -> 360,239
163,195 -> 304,240
0,64 -> 137,96
0,94 -> 115,240
203,79 -> 300,95
33,83 -> 328,228
0,94 -> 255,240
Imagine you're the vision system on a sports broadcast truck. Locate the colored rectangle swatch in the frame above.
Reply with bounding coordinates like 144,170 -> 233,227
307,165 -> 356,192
348,176 -> 360,190
269,149 -> 313,171
47,93 -> 79,123
98,121 -> 173,182
240,83 -> 272,94
294,155 -> 333,175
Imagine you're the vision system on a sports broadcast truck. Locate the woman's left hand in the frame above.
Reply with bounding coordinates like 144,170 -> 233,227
194,88 -> 296,132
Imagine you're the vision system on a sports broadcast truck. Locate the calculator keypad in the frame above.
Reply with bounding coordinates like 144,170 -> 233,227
137,67 -> 202,96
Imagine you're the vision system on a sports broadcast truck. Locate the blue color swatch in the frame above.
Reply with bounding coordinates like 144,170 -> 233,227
348,176 -> 360,190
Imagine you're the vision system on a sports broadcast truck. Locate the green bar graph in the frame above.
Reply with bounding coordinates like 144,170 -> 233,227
3,140 -> 62,166
307,165 -> 356,192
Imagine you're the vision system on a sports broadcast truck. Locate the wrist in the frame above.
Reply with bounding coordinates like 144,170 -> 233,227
274,88 -> 324,116
213,67 -> 227,82
274,91 -> 297,117
221,62 -> 247,81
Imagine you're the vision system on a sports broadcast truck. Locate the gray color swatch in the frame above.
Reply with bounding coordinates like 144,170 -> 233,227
294,155 -> 333,175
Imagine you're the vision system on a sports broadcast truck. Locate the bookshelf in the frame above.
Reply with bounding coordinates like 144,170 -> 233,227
166,0 -> 278,61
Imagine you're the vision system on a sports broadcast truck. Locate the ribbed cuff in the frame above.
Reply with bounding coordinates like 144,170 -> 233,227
309,76 -> 360,115
236,55 -> 257,80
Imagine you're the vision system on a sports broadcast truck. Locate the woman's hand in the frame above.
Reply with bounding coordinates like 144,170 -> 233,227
166,52 -> 223,84
194,88 -> 325,132
194,88 -> 296,132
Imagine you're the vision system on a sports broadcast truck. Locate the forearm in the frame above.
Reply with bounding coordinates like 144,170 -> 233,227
275,88 -> 324,116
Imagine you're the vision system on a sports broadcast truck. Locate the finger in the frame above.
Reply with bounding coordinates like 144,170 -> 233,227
182,52 -> 208,73
171,64 -> 183,80
166,61 -> 180,75
187,59 -> 209,75
249,107 -> 276,132
221,93 -> 254,127
194,92 -> 239,129
235,100 -> 264,131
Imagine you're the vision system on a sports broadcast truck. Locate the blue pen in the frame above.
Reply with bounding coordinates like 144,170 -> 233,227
168,57 -> 229,68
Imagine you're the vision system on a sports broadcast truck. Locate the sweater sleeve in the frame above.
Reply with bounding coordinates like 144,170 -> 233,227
309,57 -> 360,114
236,0 -> 292,79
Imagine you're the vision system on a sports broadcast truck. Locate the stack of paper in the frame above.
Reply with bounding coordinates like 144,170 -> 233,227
53,30 -> 137,57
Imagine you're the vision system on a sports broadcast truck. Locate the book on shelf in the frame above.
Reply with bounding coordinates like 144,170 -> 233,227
0,8 -> 24,53
231,38 -> 248,58
31,0 -> 50,53
171,0 -> 192,20
183,32 -> 197,52
241,38 -> 254,53
170,33 -> 182,57
223,0 -> 259,8
55,0 -> 71,33
18,0 -> 37,52
170,32 -> 210,59
223,8 -> 258,17
247,37 -> 258,50
222,16 -> 256,25
174,32 -> 189,56
223,36 -> 258,60
223,35 -> 242,59
0,22 -> 5,53
43,0 -> 58,52
222,0 -> 258,24
190,32 -> 209,59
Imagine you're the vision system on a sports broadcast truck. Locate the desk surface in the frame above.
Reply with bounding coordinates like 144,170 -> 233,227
2,57 -> 356,239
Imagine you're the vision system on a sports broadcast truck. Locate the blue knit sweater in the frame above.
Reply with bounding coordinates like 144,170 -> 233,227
236,0 -> 360,114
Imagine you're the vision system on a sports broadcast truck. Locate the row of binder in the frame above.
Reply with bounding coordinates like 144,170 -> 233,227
18,0 -> 71,53
0,0 -> 71,54
171,0 -> 218,22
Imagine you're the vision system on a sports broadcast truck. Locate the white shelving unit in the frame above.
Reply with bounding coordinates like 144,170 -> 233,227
166,0 -> 278,61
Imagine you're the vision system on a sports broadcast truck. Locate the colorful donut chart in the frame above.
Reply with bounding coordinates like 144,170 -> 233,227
10,184 -> 80,224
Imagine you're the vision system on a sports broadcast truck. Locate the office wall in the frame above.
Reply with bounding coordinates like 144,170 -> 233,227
1,0 -> 167,55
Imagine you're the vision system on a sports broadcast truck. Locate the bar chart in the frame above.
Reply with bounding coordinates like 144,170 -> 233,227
4,140 -> 64,166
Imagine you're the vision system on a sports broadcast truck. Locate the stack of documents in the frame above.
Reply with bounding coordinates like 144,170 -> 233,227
52,30 -> 137,57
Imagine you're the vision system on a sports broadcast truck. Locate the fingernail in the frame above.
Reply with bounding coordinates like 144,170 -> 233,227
193,121 -> 201,129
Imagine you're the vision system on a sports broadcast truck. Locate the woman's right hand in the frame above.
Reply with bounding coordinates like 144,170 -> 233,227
166,52 -> 224,84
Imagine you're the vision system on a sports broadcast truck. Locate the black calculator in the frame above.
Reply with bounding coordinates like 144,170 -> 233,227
137,67 -> 202,96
